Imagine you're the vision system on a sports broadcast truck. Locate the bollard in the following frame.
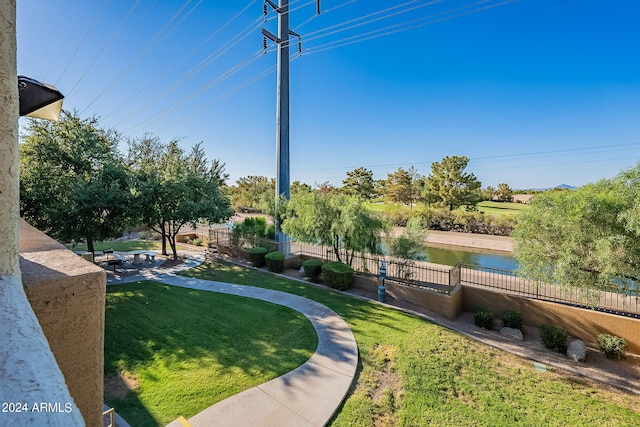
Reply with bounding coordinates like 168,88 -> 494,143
377,285 -> 386,303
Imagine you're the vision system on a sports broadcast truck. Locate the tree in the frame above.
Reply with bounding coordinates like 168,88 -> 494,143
19,111 -> 133,252
282,193 -> 386,265
495,183 -> 513,202
127,136 -> 232,259
341,167 -> 376,200
230,175 -> 274,212
513,164 -> 640,293
481,186 -> 496,201
424,156 -> 481,210
385,167 -> 420,206
290,180 -> 312,195
315,181 -> 336,194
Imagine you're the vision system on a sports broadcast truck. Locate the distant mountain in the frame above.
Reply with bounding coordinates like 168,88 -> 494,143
523,184 -> 577,192
554,183 -> 577,190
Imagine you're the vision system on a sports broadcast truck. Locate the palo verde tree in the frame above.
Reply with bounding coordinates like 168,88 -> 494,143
127,136 -> 232,259
513,163 -> 640,293
19,111 -> 133,252
282,192 -> 386,266
424,155 -> 481,210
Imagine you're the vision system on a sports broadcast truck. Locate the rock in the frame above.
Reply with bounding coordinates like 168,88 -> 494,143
500,327 -> 524,341
567,339 -> 586,362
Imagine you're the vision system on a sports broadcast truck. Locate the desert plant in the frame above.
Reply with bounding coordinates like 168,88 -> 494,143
539,324 -> 568,353
248,247 -> 268,267
322,262 -> 355,290
302,259 -> 323,280
193,238 -> 203,246
265,251 -> 285,273
502,310 -> 523,330
473,306 -> 494,329
597,333 -> 627,360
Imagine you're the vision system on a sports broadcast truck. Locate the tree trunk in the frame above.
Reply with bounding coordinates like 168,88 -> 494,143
87,236 -> 94,254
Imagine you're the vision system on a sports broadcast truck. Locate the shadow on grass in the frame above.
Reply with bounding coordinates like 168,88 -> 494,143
105,281 -> 317,426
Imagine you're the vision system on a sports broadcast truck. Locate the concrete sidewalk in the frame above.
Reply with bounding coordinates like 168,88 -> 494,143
107,252 -> 359,427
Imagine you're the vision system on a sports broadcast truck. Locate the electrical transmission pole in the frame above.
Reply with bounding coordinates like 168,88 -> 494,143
262,0 -> 319,253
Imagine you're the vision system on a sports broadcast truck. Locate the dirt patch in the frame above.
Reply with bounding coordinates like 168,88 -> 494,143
104,372 -> 140,400
370,344 -> 404,427
161,255 -> 186,268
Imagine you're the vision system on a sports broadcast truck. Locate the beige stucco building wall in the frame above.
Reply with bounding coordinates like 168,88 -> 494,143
1,2 -> 96,426
20,220 -> 106,426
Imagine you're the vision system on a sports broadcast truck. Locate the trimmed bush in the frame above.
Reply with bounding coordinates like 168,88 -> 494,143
302,259 -> 323,280
265,251 -> 285,273
248,247 -> 268,267
473,306 -> 494,329
502,310 -> 523,330
539,324 -> 568,353
322,262 -> 355,290
597,333 -> 627,360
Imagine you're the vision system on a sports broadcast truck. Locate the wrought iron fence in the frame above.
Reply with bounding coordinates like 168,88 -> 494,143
209,228 -> 639,317
461,264 -> 640,318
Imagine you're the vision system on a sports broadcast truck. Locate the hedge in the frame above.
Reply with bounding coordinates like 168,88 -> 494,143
265,251 -> 285,273
248,247 -> 268,267
322,262 -> 354,290
302,259 -> 323,280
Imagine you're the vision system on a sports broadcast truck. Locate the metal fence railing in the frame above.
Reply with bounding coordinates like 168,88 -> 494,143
461,264 -> 640,318
209,228 -> 640,317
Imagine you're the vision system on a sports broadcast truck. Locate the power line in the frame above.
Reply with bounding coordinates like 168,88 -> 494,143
55,0 -> 111,85
68,0 -> 143,97
105,0 -> 264,124
80,0 -> 198,115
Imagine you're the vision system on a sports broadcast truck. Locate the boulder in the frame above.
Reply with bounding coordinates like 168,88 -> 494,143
500,327 -> 524,341
567,339 -> 586,362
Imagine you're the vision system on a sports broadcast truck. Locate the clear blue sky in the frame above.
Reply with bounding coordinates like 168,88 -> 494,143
17,0 -> 640,190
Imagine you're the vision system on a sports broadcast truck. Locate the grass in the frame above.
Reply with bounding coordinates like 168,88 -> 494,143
69,239 -> 187,253
104,281 -> 318,426
182,261 -> 640,426
477,200 -> 529,217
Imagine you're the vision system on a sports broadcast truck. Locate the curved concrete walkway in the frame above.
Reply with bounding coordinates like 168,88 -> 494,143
107,253 -> 359,427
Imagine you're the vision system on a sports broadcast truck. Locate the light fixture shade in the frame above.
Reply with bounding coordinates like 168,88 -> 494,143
18,75 -> 64,121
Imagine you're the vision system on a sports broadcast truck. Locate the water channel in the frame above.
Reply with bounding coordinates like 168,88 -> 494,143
386,242 -> 519,271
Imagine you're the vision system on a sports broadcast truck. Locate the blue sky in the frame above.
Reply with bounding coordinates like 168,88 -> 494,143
17,0 -> 640,189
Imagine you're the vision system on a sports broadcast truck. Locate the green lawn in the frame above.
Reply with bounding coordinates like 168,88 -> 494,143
69,239 -> 187,253
477,200 -> 529,217
182,261 -> 640,426
104,281 -> 318,426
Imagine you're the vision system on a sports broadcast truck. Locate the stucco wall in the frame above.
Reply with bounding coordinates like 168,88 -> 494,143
0,0 -> 19,276
462,286 -> 640,354
351,275 -> 463,320
20,220 -> 106,427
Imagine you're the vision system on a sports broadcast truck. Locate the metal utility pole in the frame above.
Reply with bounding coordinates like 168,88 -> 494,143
262,0 -> 319,253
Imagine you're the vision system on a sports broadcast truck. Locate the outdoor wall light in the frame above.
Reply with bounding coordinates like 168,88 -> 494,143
18,75 -> 64,121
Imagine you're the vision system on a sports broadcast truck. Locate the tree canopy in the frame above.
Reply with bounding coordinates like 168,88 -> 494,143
424,156 -> 481,210
282,192 -> 385,265
513,163 -> 640,293
127,136 -> 232,259
385,167 -> 420,206
20,111 -> 133,252
342,167 -> 376,200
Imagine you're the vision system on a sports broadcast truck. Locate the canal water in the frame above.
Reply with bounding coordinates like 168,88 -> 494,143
383,241 -> 519,271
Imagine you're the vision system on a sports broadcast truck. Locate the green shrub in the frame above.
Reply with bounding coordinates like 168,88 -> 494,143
597,333 -> 627,360
502,310 -> 523,330
138,230 -> 150,239
322,262 -> 355,290
539,324 -> 568,353
193,237 -> 203,246
473,306 -> 494,329
248,247 -> 268,267
302,259 -> 323,280
265,251 -> 285,273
